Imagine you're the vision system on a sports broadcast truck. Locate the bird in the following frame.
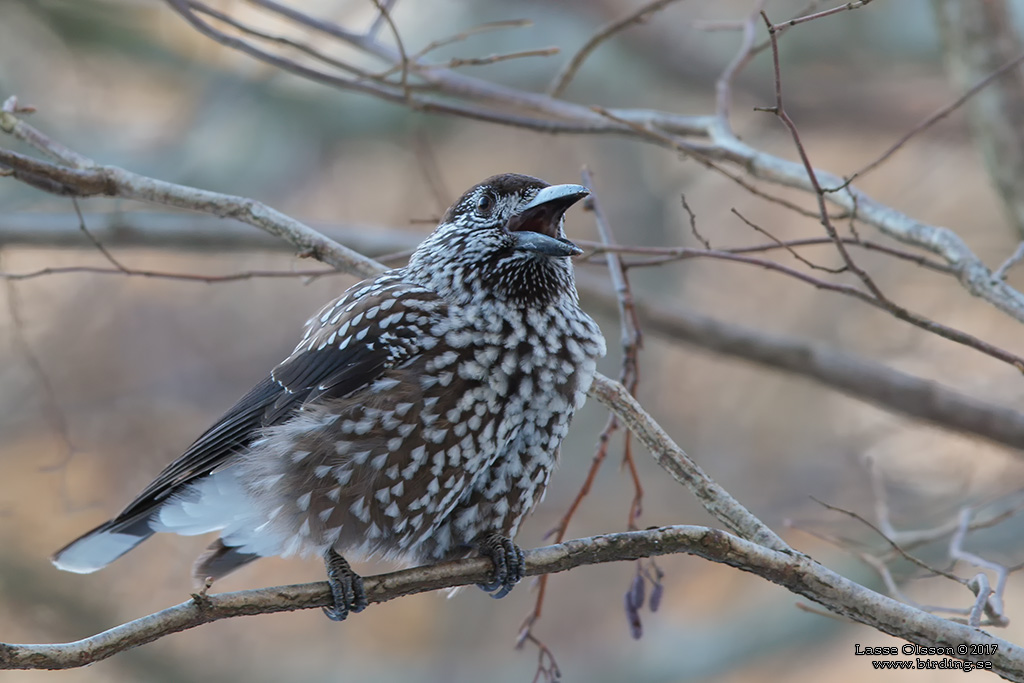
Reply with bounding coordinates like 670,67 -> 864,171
52,173 -> 607,620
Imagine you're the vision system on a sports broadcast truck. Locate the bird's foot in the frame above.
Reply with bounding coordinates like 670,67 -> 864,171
322,548 -> 367,621
475,532 -> 524,599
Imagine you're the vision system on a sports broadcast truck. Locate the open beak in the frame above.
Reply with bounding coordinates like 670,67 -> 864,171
507,184 -> 589,257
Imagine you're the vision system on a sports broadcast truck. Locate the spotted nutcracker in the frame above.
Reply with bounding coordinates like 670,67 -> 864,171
53,173 -> 607,619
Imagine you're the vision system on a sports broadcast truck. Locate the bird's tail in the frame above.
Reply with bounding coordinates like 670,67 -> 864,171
52,469 -> 272,580
51,516 -> 155,574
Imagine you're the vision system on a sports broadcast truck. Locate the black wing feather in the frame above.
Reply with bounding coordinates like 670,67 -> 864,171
110,343 -> 391,525
267,344 -> 388,421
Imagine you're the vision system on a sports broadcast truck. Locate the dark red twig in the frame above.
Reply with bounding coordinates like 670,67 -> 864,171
517,168 -> 647,667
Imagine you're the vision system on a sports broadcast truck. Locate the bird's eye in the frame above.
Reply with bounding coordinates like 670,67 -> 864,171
475,193 -> 494,217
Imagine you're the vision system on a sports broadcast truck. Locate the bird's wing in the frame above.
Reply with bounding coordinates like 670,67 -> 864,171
109,276 -> 444,525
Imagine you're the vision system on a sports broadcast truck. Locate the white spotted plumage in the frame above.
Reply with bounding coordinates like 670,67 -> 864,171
52,174 -> 606,597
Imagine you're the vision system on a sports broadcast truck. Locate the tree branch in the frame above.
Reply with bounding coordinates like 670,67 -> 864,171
147,0 -> 1024,325
3,525 -> 1021,677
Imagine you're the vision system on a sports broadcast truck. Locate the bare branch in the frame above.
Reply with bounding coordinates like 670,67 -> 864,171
4,524 -> 1021,676
135,2 -> 1024,325
366,0 -> 397,41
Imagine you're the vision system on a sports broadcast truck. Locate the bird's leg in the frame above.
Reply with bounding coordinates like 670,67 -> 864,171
322,548 -> 368,621
475,532 -> 525,599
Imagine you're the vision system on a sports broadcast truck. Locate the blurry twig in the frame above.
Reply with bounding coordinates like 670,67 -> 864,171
516,630 -> 560,683
71,199 -> 129,273
581,168 -> 645,532
369,0 -> 410,101
993,242 -> 1024,281
809,496 -> 963,584
366,0 -> 397,40
548,0 -> 687,97
1,255 -> 80,509
679,193 -> 711,249
715,0 -> 766,122
187,1 -> 379,80
933,1 -> 1024,238
0,114 -> 383,278
603,238 -> 951,273
445,47 -> 559,69
411,19 -> 533,59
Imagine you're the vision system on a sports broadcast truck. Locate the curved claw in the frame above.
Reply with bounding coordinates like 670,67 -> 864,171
323,548 -> 367,621
475,533 -> 525,599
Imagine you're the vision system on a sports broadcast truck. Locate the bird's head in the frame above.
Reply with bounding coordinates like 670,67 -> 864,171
406,173 -> 590,307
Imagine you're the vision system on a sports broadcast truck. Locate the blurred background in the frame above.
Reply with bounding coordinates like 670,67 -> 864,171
4,0 -> 1024,681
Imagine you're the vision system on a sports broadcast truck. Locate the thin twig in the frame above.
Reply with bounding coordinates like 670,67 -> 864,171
411,19 -> 533,60
809,497 -> 964,584
446,47 -> 559,69
581,168 -> 645,531
581,237 -> 954,274
680,194 -> 711,249
730,207 -> 846,274
1,256 -> 79,509
769,0 -> 875,32
548,0 -> 687,97
369,0 -> 411,102
71,199 -> 129,273
993,241 -> 1024,281
832,49 -> 1024,192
